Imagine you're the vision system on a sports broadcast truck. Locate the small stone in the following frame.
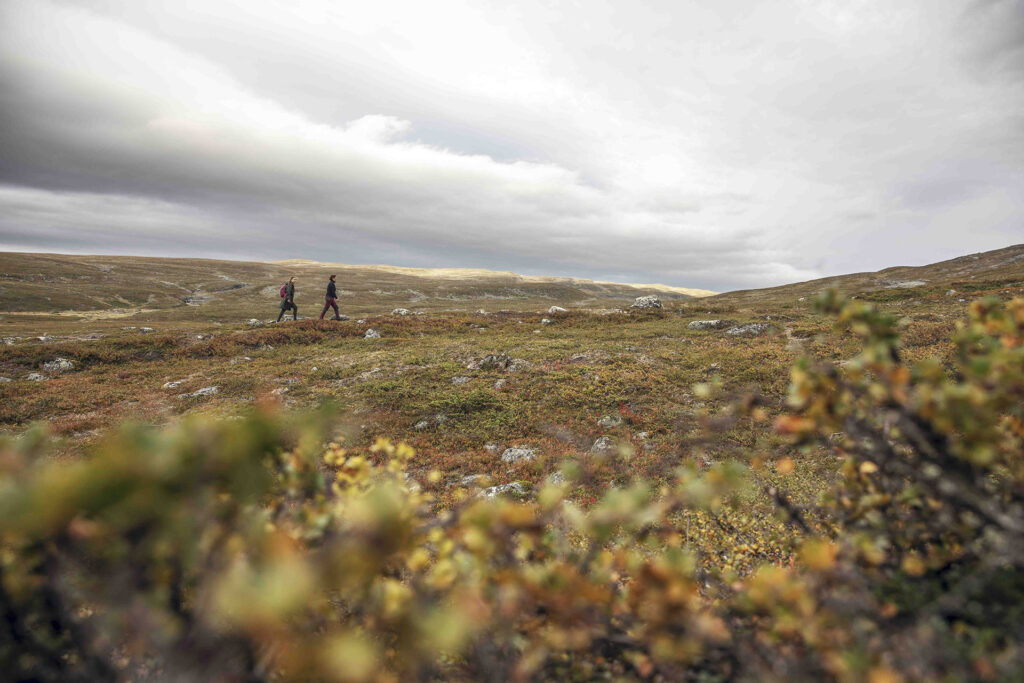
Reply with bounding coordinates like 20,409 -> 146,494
541,318 -> 551,325
162,380 -> 184,389
0,376 -> 10,383
547,471 -> 568,486
686,320 -> 734,331
725,323 -> 775,337
333,314 -> 351,321
451,376 -> 470,385
364,329 -> 381,339
458,474 -> 488,488
414,419 -> 431,430
597,415 -> 623,428
259,344 -> 275,351
139,327 -> 155,333
798,297 -> 806,302
357,319 -> 367,324
184,386 -> 219,398
630,295 -> 662,309
476,309 -> 487,315
26,373 -> 47,381
484,443 -> 502,453
41,357 -> 75,374
246,318 -> 264,327
271,387 -> 289,396
548,306 -> 567,314
479,482 -> 529,500
500,447 -> 537,463
392,308 -> 412,316
493,378 -> 507,390
946,289 -> 957,297
590,436 -> 615,455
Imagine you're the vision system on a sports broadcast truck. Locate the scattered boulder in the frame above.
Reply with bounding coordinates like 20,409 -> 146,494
41,357 -> 75,374
451,376 -> 470,386
26,373 -> 47,382
466,354 -> 529,372
541,318 -> 552,325
162,380 -> 184,390
686,320 -> 735,331
725,323 -> 775,337
548,306 -> 568,314
597,414 -> 623,428
246,318 -> 264,327
392,308 -> 411,316
364,329 -> 381,339
479,482 -> 530,500
356,319 -> 367,324
139,327 -> 155,334
500,447 -> 537,463
630,295 -> 662,309
493,378 -> 507,390
590,436 -> 616,455
457,474 -> 488,488
547,471 -> 568,486
183,386 -> 219,398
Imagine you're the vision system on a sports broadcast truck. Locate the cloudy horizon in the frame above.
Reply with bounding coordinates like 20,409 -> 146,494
1,0 -> 1021,292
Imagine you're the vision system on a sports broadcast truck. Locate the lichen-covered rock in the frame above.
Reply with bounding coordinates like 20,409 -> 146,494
364,329 -> 381,339
246,318 -> 264,327
548,306 -> 567,314
451,376 -> 470,385
597,415 -> 623,428
466,354 -> 529,372
41,357 -> 75,374
725,323 -> 775,337
686,319 -> 735,331
630,295 -> 662,309
182,386 -> 219,398
391,308 -> 411,316
26,373 -> 46,382
162,380 -> 184,390
500,447 -> 537,463
479,482 -> 530,500
590,436 -> 616,455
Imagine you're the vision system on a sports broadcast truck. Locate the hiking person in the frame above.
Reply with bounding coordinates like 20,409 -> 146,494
320,274 -> 341,320
277,276 -> 298,322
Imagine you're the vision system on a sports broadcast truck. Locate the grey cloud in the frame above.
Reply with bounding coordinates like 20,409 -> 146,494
1,0 -> 1022,292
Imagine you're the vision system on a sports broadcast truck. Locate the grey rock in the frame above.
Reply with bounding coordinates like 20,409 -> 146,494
476,309 -> 488,315
185,386 -> 219,398
479,482 -> 530,500
162,380 -> 184,389
356,319 -> 367,324
946,289 -> 957,297
271,387 -> 289,396
725,323 -> 775,337
139,327 -> 155,333
259,344 -> 275,351
686,319 -> 735,331
458,474 -> 488,488
466,354 -> 529,373
590,436 -> 616,455
500,447 -> 537,463
483,443 -> 502,453
884,280 -> 927,289
597,414 -> 623,428
246,318 -> 264,327
392,308 -> 412,316
548,305 -> 568,314
541,318 -> 552,325
41,357 -> 75,374
0,376 -> 10,383
332,314 -> 351,321
630,295 -> 662,309
547,471 -> 568,486
414,420 -> 431,430
26,373 -> 47,381
451,376 -> 470,385
493,378 -> 507,390
364,328 -> 381,339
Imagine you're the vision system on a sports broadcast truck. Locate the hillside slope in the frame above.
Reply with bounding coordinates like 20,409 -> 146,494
0,252 -> 714,323
712,243 -> 1024,305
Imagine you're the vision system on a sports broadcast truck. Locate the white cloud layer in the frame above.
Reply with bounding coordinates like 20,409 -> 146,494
0,0 -> 1021,290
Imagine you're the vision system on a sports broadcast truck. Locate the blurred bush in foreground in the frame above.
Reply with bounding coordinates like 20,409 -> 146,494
1,295 -> 1021,681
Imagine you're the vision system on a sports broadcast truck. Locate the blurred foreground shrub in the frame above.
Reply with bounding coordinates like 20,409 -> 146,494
0,295 -> 1021,681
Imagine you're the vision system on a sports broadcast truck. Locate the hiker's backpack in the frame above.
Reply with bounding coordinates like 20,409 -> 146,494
280,284 -> 288,298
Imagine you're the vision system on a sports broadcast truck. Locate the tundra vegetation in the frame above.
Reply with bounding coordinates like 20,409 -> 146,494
0,248 -> 1022,681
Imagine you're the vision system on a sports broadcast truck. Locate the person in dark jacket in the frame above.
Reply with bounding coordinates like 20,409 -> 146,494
320,274 -> 341,320
277,276 -> 298,321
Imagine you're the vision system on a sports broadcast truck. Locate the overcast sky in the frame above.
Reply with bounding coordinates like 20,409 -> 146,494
0,0 -> 1021,291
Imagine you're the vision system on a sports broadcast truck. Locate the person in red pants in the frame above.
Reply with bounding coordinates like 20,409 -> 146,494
320,274 -> 341,320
